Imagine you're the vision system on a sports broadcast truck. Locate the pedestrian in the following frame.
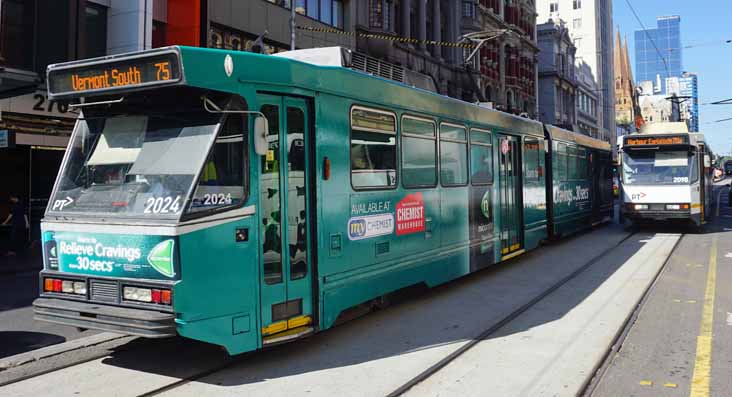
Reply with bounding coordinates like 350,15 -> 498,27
2,193 -> 29,256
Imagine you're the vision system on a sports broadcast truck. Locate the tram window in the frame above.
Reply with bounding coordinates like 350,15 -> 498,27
287,107 -> 308,280
567,146 -> 578,180
187,113 -> 247,214
470,128 -> 493,185
555,143 -> 568,181
523,138 -> 541,181
350,107 -> 397,190
402,116 -> 437,188
440,123 -> 468,186
260,104 -> 283,285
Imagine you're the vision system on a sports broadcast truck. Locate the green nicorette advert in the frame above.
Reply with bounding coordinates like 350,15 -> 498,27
43,231 -> 179,280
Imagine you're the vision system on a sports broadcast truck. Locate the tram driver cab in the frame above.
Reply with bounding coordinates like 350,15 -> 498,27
618,122 -> 712,227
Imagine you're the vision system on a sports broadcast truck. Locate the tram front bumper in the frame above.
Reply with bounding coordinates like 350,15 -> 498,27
33,298 -> 176,338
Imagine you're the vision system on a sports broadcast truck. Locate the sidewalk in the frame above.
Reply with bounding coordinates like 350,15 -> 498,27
0,252 -> 42,276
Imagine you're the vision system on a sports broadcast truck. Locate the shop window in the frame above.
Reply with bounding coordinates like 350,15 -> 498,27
0,0 -> 36,70
402,116 -> 437,188
351,107 -> 397,189
83,3 -> 108,58
440,123 -> 468,186
152,21 -> 167,48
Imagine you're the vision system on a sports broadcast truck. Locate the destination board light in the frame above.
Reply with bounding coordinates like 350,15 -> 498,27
48,52 -> 181,97
624,135 -> 689,147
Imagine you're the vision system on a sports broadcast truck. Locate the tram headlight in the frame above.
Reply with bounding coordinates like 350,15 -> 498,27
73,281 -> 87,295
123,286 -> 152,302
666,204 -> 681,210
61,280 -> 74,293
634,204 -> 648,210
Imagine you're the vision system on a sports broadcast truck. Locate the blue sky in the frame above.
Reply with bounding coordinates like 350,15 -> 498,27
614,0 -> 732,155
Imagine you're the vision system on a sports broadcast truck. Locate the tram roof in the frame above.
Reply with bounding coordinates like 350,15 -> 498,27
47,46 -> 545,138
544,124 -> 611,152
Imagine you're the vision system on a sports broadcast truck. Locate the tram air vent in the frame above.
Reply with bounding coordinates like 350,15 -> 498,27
350,52 -> 405,84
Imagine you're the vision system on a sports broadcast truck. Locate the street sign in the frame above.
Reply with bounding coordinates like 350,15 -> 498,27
0,130 -> 8,148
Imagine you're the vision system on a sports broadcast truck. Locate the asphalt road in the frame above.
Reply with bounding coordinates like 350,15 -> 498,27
0,270 -> 98,359
592,182 -> 732,397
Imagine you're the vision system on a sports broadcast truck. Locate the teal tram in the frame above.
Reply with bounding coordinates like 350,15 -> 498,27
33,46 -> 613,354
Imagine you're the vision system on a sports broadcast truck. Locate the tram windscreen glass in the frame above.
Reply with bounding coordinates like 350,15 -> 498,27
622,151 -> 698,185
47,90 -> 232,219
48,53 -> 180,96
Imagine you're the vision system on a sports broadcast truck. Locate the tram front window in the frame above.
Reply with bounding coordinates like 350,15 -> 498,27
48,91 -> 244,219
622,150 -> 698,185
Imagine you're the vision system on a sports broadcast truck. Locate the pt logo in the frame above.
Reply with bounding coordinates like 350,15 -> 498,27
631,192 -> 646,200
52,196 -> 74,211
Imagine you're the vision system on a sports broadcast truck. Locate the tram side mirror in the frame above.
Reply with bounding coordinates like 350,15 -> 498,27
254,116 -> 269,156
704,155 -> 711,168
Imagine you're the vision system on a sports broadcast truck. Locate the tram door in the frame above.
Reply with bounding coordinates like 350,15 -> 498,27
498,135 -> 523,255
257,94 -> 314,339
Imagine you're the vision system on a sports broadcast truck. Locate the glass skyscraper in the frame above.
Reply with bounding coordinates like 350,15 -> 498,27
634,15 -> 682,93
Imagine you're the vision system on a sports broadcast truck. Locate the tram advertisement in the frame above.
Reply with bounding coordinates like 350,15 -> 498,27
42,231 -> 180,280
469,185 -> 494,271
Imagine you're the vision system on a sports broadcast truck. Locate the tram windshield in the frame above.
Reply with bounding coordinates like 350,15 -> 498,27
47,89 -> 243,219
622,150 -> 698,185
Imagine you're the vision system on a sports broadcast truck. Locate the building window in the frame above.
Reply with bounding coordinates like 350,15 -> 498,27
463,1 -> 476,18
370,0 -> 392,30
573,18 -> 582,29
549,2 -> 559,12
0,0 -> 35,69
84,3 -> 108,58
292,0 -> 343,28
573,0 -> 582,9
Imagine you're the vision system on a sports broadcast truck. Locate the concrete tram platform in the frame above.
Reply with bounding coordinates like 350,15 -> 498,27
591,184 -> 732,397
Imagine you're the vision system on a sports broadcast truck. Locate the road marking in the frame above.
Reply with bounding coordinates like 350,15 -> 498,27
664,383 -> 679,388
639,380 -> 653,386
725,253 -> 732,258
687,300 -> 698,304
727,313 -> 732,326
690,235 -> 718,397
673,299 -> 682,303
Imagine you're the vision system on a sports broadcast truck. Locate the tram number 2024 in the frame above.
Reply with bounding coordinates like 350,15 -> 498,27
202,193 -> 233,206
144,196 -> 182,214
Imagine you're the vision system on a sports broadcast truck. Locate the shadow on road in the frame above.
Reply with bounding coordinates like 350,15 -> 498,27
96,224 -> 655,389
0,331 -> 65,359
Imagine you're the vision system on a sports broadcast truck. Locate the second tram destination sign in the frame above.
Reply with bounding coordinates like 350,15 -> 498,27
624,135 -> 689,147
47,51 -> 182,98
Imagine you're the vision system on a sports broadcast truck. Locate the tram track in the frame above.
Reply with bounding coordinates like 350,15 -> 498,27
132,228 -> 640,397
2,227 -> 655,396
385,230 -> 644,397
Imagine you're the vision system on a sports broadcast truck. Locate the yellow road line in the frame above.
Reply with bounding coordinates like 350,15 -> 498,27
639,380 -> 653,386
690,235 -> 718,397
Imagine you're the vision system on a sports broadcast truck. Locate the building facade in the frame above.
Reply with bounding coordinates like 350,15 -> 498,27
537,20 -> 576,130
185,0 -> 539,116
536,0 -> 614,142
665,72 -> 699,132
639,94 -> 679,124
614,30 -> 637,130
575,60 -> 599,137
634,15 -> 682,90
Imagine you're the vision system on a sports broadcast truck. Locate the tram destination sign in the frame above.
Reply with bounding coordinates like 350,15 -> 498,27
624,135 -> 689,147
47,51 -> 182,98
